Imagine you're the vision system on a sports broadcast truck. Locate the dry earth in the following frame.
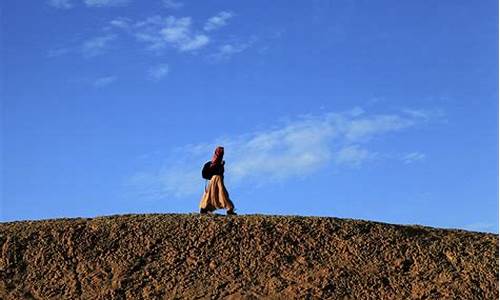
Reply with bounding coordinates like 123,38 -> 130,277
0,214 -> 498,299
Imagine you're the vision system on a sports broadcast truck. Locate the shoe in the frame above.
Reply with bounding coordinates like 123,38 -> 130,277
227,210 -> 237,216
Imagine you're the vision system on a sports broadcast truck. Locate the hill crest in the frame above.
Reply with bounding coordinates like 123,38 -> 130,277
1,214 -> 498,299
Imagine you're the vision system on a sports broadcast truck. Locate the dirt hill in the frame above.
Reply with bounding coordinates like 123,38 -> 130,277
0,214 -> 498,299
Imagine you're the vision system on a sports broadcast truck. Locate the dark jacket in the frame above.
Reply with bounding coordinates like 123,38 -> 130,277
210,161 -> 225,178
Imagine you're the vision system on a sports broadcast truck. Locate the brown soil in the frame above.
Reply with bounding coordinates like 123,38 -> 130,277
0,214 -> 498,299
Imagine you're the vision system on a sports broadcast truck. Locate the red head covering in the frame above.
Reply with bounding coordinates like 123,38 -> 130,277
211,146 -> 224,164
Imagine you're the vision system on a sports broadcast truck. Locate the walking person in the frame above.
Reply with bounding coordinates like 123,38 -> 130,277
199,146 -> 236,215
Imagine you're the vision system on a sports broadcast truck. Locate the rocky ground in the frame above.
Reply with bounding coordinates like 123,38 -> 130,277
0,214 -> 498,299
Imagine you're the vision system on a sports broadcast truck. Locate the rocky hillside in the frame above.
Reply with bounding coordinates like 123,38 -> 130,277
0,214 -> 498,299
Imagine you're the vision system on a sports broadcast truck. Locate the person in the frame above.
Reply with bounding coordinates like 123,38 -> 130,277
199,146 -> 237,215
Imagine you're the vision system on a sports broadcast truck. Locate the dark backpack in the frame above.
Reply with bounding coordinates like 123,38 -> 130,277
201,161 -> 213,180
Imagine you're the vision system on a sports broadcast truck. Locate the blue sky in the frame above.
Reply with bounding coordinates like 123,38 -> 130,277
1,0 -> 498,233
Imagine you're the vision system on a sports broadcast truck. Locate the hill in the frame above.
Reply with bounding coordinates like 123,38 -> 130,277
0,214 -> 498,299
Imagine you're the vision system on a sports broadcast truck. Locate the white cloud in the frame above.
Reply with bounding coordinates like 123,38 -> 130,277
402,109 -> 431,119
82,35 -> 116,57
209,36 -> 257,62
334,145 -> 376,167
177,35 -> 210,51
204,11 -> 234,31
48,0 -> 73,9
133,16 -> 210,52
84,0 -> 130,7
159,17 -> 209,51
344,115 -> 415,141
463,222 -> 497,233
163,0 -> 183,9
93,13 -> 239,56
94,76 -> 117,87
132,17 -> 166,49
49,34 -> 117,58
401,152 -> 426,164
130,108 -> 435,199
148,64 -> 170,81
210,41 -> 253,61
48,0 -> 131,9
109,17 -> 131,29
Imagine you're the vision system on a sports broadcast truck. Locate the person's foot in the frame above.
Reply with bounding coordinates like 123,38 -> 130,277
226,210 -> 237,216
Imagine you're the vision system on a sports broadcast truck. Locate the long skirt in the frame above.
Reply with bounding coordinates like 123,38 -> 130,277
199,175 -> 235,212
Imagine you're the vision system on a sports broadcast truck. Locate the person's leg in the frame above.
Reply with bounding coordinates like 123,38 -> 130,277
212,176 -> 236,215
221,182 -> 236,215
225,198 -> 235,212
200,201 -> 216,214
199,179 -> 217,214
199,194 -> 209,214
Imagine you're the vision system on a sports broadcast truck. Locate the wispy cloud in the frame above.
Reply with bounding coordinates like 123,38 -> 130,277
209,38 -> 255,61
94,75 -> 117,87
401,152 -> 426,164
129,108 -> 436,199
463,222 -> 497,233
148,64 -> 170,81
334,145 -> 377,167
81,34 -> 116,57
344,114 -> 415,141
48,0 -> 73,9
84,0 -> 130,7
48,0 -> 130,9
109,17 -> 131,29
48,34 -> 116,58
132,16 -> 210,52
204,11 -> 234,31
163,0 -> 183,9
401,108 -> 447,124
54,11 -> 240,62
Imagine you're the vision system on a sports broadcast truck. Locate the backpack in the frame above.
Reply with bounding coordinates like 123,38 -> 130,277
201,161 -> 213,180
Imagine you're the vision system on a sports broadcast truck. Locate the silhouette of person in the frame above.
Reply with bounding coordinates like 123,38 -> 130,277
199,146 -> 236,215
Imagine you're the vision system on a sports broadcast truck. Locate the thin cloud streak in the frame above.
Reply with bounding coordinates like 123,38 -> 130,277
148,64 -> 170,81
334,145 -> 376,167
163,0 -> 183,9
51,11 -> 243,64
84,0 -> 131,7
209,37 -> 256,61
129,108 -> 436,199
463,222 -> 497,233
132,16 -> 210,52
94,76 -> 117,87
204,11 -> 234,31
401,152 -> 426,164
48,0 -> 73,9
81,34 -> 116,57
109,17 -> 131,29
